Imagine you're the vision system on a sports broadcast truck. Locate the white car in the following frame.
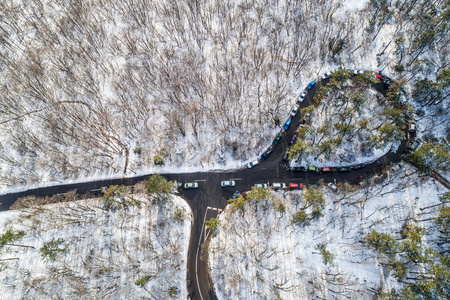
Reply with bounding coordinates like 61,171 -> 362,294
221,180 -> 236,187
322,72 -> 331,79
354,70 -> 363,75
254,183 -> 269,188
327,182 -> 338,192
247,160 -> 259,169
184,182 -> 198,189
272,183 -> 286,189
290,104 -> 299,117
298,91 -> 307,102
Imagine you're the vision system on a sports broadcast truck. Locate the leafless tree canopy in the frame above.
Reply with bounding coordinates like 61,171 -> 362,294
0,0 -> 447,189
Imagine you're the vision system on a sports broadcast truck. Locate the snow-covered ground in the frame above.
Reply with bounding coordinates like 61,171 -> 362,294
209,164 -> 447,299
0,0 -> 447,194
0,194 -> 192,299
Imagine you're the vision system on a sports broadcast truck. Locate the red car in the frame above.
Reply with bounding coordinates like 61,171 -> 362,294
289,183 -> 303,189
322,167 -> 337,172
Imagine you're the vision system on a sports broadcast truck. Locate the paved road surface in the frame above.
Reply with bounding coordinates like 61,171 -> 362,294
0,75 -> 407,300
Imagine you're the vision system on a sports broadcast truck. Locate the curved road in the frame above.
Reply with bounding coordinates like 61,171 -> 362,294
0,75 -> 407,300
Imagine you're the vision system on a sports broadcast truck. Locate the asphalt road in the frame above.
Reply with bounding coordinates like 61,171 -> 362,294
0,75 -> 406,300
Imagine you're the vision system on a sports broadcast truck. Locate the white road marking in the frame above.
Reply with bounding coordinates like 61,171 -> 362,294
195,210 -> 208,300
230,178 -> 242,180
195,179 -> 207,182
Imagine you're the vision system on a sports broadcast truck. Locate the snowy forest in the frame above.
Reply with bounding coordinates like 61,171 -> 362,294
209,166 -> 449,299
0,179 -> 191,299
0,0 -> 448,192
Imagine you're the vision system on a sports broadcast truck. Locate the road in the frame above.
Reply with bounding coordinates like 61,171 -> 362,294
0,75 -> 407,300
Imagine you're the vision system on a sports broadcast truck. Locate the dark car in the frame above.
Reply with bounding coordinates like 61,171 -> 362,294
273,134 -> 282,146
353,163 -> 365,170
291,166 -> 306,172
289,136 -> 298,145
338,166 -> 352,172
308,183 -> 321,188
229,190 -> 240,200
261,146 -> 273,160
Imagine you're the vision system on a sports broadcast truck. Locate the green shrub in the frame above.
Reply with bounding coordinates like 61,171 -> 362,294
135,275 -> 151,287
292,210 -> 309,227
153,155 -> 164,166
0,230 -> 25,249
40,238 -> 67,261
168,286 -> 179,298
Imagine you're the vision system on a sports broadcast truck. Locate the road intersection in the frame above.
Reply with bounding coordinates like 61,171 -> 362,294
0,75 -> 407,300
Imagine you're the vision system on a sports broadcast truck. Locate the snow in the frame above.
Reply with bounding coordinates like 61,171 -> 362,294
0,194 -> 192,299
209,164 -> 447,299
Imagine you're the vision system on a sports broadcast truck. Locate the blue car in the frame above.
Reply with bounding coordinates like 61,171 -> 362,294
306,81 -> 316,90
283,119 -> 291,130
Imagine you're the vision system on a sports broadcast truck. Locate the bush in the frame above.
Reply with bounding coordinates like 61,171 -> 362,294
292,210 -> 309,227
316,243 -> 334,265
146,174 -> 177,205
365,229 -> 397,254
153,155 -> 164,166
40,238 -> 67,261
133,147 -> 142,155
168,286 -> 179,298
205,217 -> 220,237
0,230 -> 25,249
394,64 -> 405,72
135,275 -> 151,287
173,208 -> 186,222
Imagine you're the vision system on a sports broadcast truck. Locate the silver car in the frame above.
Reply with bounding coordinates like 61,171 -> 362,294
221,180 -> 236,187
184,182 -> 198,189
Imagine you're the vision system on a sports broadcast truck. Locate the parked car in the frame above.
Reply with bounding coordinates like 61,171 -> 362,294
184,182 -> 198,189
283,119 -> 292,130
353,163 -> 365,170
221,180 -> 236,187
306,81 -> 316,90
308,183 -> 321,188
391,163 -> 403,173
254,183 -> 269,188
291,104 -> 299,117
308,166 -> 321,174
408,138 -> 422,151
261,146 -> 273,160
354,70 -> 363,75
299,91 -> 307,102
291,166 -> 306,172
328,182 -> 338,192
321,167 -> 337,172
289,183 -> 303,189
229,190 -> 240,199
272,183 -> 286,189
289,135 -> 298,146
338,166 -> 352,172
247,160 -> 259,168
272,134 -> 282,146
322,72 -> 331,79
283,149 -> 290,161
409,122 -> 416,133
